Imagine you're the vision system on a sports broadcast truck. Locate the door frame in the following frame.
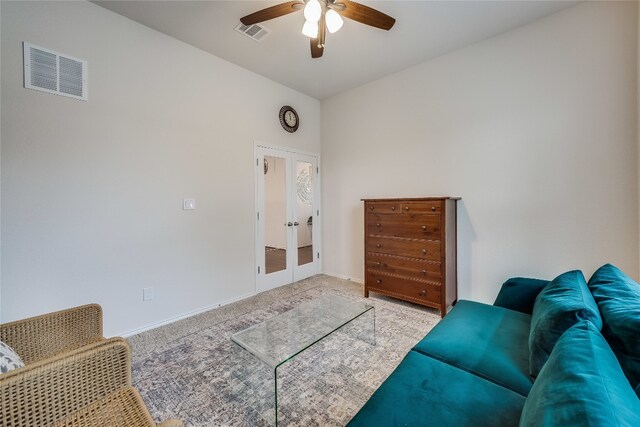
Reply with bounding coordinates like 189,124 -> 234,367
254,141 -> 321,293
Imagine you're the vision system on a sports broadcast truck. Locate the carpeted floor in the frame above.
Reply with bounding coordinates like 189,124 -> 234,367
127,275 -> 441,426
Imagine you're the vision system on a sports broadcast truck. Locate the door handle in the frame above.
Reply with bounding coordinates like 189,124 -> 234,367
287,222 -> 293,227
293,222 -> 300,226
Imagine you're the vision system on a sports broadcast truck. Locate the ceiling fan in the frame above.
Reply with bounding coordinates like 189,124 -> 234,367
240,0 -> 395,58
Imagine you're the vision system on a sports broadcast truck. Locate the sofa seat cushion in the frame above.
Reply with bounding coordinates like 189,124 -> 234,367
412,300 -> 533,396
529,270 -> 602,377
520,321 -> 640,427
347,351 -> 525,427
587,263 -> 640,392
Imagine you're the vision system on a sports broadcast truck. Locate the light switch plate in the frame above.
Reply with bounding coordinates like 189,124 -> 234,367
183,198 -> 196,210
143,287 -> 154,301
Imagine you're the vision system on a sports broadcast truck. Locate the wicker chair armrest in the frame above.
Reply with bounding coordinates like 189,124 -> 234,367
0,303 -> 103,364
1,337 -> 131,427
51,387 -> 185,427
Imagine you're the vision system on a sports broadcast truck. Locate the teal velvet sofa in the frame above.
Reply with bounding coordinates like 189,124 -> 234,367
347,264 -> 640,426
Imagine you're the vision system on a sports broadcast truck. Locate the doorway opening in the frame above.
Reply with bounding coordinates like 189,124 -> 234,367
256,145 -> 320,292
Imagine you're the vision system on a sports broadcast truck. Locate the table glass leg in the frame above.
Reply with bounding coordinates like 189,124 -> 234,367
229,343 -> 276,426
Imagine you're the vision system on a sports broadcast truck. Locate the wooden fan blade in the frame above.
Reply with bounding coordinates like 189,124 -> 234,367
310,38 -> 324,58
240,1 -> 303,25
338,0 -> 395,30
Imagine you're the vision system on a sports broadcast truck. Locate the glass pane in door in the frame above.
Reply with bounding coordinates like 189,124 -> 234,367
296,161 -> 314,266
264,156 -> 287,274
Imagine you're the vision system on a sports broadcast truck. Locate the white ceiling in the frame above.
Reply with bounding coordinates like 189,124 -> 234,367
94,0 -> 578,100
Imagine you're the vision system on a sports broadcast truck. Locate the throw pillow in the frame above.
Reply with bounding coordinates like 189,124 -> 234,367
588,263 -> 640,392
493,277 -> 550,314
520,321 -> 640,427
0,340 -> 25,374
529,270 -> 602,377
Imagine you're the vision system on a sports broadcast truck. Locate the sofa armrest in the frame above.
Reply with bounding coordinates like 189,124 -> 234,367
0,303 -> 103,364
493,277 -> 550,314
1,337 -> 131,427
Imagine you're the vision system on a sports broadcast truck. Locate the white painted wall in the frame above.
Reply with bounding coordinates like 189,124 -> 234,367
0,1 -> 320,336
321,1 -> 639,303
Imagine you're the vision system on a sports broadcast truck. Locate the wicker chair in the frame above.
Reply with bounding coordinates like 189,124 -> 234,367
0,305 -> 184,427
0,304 -> 105,365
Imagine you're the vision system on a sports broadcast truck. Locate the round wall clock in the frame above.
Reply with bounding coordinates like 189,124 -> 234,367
279,105 -> 299,133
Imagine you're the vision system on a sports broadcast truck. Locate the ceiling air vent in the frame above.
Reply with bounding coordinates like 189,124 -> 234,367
234,23 -> 271,42
23,42 -> 88,101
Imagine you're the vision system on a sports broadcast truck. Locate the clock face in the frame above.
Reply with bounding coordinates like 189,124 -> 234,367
279,106 -> 299,133
284,110 -> 296,127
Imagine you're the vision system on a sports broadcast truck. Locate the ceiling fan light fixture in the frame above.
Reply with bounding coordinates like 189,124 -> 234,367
303,0 -> 322,22
302,20 -> 319,38
325,9 -> 343,33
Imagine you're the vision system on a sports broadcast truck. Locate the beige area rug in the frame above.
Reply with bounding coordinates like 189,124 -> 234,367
127,275 -> 441,426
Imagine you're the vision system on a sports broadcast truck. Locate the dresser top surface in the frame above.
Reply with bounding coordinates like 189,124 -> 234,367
361,197 -> 461,202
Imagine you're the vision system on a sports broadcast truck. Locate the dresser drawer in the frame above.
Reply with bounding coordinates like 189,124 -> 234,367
366,213 -> 440,239
401,201 -> 441,213
367,255 -> 442,281
365,202 -> 400,213
367,273 -> 441,305
366,237 -> 441,261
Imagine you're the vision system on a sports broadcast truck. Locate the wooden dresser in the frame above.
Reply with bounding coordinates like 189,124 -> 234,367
362,197 -> 460,317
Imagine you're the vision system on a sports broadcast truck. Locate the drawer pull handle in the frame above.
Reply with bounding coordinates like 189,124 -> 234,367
404,206 -> 409,211
376,262 -> 382,266
422,249 -> 427,254
369,206 -> 374,210
391,206 -> 396,211
376,223 -> 381,227
421,270 -> 427,275
376,279 -> 382,284
420,290 -> 427,296
431,206 -> 436,211
376,244 -> 382,248
421,225 -> 427,230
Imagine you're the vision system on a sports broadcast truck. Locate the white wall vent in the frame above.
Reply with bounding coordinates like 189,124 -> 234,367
23,42 -> 88,101
234,23 -> 271,42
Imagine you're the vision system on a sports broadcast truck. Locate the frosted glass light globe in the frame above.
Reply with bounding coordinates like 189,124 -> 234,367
325,9 -> 343,33
304,0 -> 322,23
302,20 -> 319,38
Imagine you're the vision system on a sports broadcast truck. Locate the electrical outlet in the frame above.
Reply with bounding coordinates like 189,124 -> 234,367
183,198 -> 196,210
143,287 -> 154,301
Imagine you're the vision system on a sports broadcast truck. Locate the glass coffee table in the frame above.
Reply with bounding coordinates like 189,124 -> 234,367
231,294 -> 375,426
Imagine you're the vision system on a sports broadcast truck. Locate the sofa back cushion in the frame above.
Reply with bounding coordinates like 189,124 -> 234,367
588,263 -> 640,393
529,270 -> 602,377
520,321 -> 640,427
493,277 -> 550,314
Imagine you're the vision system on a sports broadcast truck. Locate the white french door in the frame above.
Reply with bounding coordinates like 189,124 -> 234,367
255,145 -> 320,292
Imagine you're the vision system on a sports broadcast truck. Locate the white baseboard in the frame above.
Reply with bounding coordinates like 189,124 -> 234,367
119,274 -> 362,338
118,291 -> 257,338
323,272 -> 365,284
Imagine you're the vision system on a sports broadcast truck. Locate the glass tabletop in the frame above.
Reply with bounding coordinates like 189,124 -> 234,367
231,294 -> 374,369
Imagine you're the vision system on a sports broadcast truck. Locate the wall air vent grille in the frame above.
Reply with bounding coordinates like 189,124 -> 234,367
23,42 -> 88,101
234,23 -> 271,42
